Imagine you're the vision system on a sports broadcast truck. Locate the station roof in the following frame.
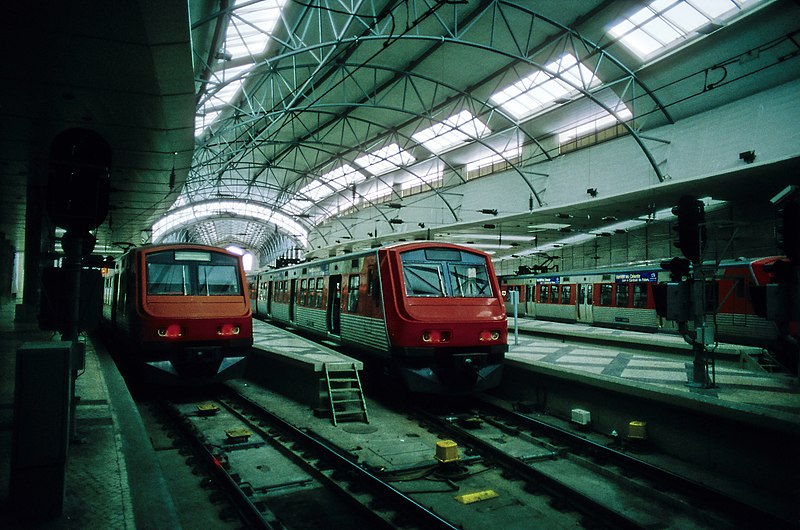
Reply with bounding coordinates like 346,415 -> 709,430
3,0 -> 798,268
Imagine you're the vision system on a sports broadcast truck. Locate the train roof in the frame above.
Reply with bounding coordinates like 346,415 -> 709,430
250,240 -> 493,276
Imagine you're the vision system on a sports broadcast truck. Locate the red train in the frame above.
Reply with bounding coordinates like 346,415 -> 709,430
499,256 -> 795,352
102,244 -> 253,383
249,242 -> 507,393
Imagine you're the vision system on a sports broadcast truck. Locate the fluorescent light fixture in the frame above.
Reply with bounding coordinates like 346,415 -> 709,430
527,223 -> 572,231
412,110 -> 491,154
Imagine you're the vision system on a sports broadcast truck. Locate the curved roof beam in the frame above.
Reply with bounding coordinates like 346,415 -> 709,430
152,199 -> 308,247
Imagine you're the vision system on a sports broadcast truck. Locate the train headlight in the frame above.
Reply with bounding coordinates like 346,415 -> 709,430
218,324 -> 240,336
479,330 -> 501,341
422,330 -> 450,343
158,324 -> 183,338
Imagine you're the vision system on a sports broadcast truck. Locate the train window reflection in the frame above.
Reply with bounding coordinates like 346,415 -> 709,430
599,284 -> 613,306
403,264 -> 445,296
451,265 -> 491,297
146,252 -> 241,296
633,284 -> 648,308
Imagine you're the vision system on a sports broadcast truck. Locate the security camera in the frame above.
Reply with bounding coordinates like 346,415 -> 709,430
769,185 -> 798,205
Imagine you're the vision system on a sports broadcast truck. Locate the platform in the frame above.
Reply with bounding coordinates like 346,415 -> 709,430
505,316 -> 800,414
0,302 -> 180,528
248,318 -> 364,411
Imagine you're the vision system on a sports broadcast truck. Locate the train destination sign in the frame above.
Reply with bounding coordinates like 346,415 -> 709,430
615,272 -> 657,283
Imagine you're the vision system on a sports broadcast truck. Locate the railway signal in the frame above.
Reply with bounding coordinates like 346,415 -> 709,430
672,195 -> 706,263
776,199 -> 800,262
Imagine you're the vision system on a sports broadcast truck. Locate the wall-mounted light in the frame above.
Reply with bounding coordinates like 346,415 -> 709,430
555,213 -> 573,219
586,188 -> 598,197
389,218 -> 404,224
386,203 -> 403,208
739,150 -> 756,163
479,208 -> 498,215
483,224 -> 496,229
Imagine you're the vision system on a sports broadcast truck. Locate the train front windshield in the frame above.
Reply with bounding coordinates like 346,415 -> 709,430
401,247 -> 493,298
146,250 -> 242,296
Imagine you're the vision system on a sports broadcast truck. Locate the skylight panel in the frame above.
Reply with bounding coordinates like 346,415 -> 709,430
490,53 -> 601,120
559,101 -> 632,143
609,0 -> 760,60
354,144 -> 416,176
195,0 -> 286,135
412,111 -> 491,154
466,145 -> 522,172
321,164 -> 366,190
298,165 -> 365,203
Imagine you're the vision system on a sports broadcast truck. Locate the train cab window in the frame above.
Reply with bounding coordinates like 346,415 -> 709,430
403,263 -> 446,297
633,284 -> 648,308
615,284 -> 630,307
549,285 -> 558,303
561,285 -> 571,304
599,284 -> 613,306
451,264 -> 491,297
347,275 -> 360,312
146,250 -> 241,296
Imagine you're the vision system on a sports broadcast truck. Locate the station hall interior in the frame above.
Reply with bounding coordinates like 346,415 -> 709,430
1,0 -> 800,528
2,0 -> 799,297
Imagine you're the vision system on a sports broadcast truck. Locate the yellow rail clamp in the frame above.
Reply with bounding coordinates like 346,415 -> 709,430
454,489 -> 499,505
225,428 -> 252,443
197,403 -> 220,416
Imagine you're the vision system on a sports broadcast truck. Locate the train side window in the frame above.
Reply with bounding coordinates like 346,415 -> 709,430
300,279 -> 308,305
348,275 -> 360,312
539,285 -> 549,303
599,284 -> 613,306
615,284 -> 630,307
633,284 -> 648,308
561,285 -> 571,304
316,278 -> 324,307
549,285 -> 558,303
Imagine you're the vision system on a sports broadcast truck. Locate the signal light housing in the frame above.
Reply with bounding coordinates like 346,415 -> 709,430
672,195 -> 706,263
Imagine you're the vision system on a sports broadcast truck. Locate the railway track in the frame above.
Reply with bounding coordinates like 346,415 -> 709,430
142,379 -> 794,529
415,398 -> 793,529
151,388 -> 460,529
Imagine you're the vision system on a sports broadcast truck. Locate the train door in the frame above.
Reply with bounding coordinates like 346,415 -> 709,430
289,279 -> 297,322
327,274 -> 342,335
577,283 -> 593,323
266,280 -> 273,316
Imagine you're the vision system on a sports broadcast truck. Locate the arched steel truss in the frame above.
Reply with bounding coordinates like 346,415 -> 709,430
182,0 -> 673,263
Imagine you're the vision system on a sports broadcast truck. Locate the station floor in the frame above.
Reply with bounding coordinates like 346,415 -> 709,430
0,302 -> 798,527
507,317 -> 800,416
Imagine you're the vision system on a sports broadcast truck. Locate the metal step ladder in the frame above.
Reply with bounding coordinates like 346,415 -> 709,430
324,362 -> 369,426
